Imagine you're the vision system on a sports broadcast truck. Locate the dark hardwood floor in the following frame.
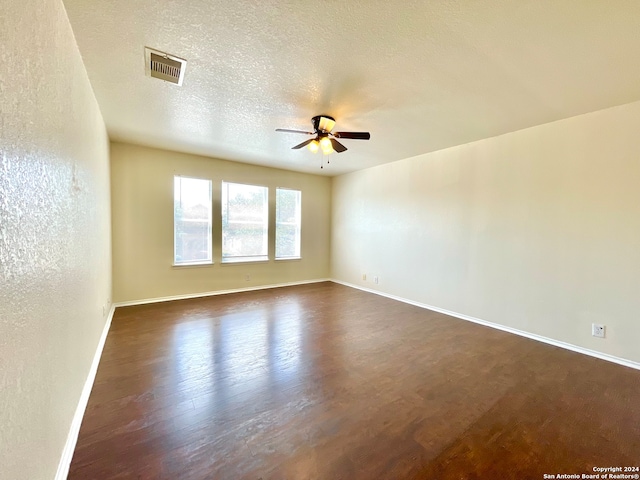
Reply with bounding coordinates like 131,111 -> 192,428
69,282 -> 640,479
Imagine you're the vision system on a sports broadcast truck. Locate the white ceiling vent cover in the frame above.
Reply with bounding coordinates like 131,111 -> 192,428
144,47 -> 187,86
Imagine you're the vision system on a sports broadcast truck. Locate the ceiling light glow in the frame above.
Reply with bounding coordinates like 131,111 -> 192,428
320,136 -> 333,154
307,139 -> 319,153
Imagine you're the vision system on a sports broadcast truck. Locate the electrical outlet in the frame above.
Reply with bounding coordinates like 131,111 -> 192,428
374,276 -> 379,284
245,274 -> 251,282
362,273 -> 367,281
592,324 -> 605,338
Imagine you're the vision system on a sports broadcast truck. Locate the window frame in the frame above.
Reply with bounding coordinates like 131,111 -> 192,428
275,187 -> 302,261
221,180 -> 270,264
173,175 -> 213,267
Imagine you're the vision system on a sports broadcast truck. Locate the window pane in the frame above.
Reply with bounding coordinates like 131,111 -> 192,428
174,176 -> 212,264
276,188 -> 301,259
222,182 -> 268,262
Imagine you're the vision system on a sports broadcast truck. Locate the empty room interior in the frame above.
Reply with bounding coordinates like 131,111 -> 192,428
2,1 -> 640,479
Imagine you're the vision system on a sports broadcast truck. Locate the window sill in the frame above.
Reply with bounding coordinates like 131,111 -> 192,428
275,257 -> 301,261
221,256 -> 269,265
172,261 -> 214,268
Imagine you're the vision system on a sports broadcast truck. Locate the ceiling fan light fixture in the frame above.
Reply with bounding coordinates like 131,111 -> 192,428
276,115 -> 370,165
318,116 -> 336,133
320,136 -> 333,154
307,139 -> 319,153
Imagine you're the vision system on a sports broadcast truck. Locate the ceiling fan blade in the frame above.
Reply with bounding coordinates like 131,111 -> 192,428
276,128 -> 314,135
333,131 -> 371,140
330,138 -> 348,153
292,139 -> 315,149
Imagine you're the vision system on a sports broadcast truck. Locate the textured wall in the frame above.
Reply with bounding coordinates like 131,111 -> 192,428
110,142 -> 330,303
0,1 -> 111,479
332,100 -> 640,365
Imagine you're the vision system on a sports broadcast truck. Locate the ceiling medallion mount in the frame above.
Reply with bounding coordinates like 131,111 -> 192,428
276,115 -> 371,168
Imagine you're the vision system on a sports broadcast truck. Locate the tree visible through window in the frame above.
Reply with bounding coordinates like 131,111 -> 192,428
174,176 -> 212,265
222,182 -> 268,262
276,188 -> 301,259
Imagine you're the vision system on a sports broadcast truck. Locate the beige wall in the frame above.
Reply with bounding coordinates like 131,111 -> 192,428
111,142 -> 331,303
0,0 -> 112,479
332,100 -> 640,365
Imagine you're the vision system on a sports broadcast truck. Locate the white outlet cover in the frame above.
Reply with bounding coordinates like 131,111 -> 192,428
592,324 -> 606,338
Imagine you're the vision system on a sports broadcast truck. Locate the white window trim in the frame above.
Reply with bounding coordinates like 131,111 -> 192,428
220,256 -> 269,264
171,261 -> 214,268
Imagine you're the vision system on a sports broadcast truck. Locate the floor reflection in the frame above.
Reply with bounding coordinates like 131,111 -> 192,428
267,300 -> 302,384
168,298 -> 307,429
171,318 -> 215,385
216,310 -> 269,386
163,294 -> 351,459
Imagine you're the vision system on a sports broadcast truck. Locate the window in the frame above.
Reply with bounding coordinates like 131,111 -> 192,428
221,181 -> 268,263
174,176 -> 212,265
276,188 -> 302,259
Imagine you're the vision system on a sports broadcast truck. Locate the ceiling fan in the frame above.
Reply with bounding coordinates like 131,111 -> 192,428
276,115 -> 370,156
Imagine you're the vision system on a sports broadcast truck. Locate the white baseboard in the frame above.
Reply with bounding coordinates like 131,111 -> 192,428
55,305 -> 115,480
331,279 -> 640,372
113,278 -> 331,308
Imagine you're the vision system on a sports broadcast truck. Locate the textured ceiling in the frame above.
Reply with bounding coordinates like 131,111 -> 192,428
62,0 -> 640,176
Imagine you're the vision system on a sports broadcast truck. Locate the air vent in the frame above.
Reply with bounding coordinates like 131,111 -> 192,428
144,47 -> 186,86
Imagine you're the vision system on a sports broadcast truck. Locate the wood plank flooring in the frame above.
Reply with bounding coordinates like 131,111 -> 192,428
69,282 -> 640,479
